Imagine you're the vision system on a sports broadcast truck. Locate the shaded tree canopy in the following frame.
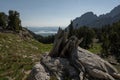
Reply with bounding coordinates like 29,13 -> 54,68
0,10 -> 22,32
0,12 -> 8,29
68,22 -> 95,49
7,10 -> 22,31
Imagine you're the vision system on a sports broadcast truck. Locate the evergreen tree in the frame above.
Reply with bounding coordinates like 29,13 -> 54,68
101,21 -> 120,61
68,20 -> 74,37
0,12 -> 8,29
76,26 -> 95,49
101,33 -> 110,57
7,10 -> 22,31
109,22 -> 120,62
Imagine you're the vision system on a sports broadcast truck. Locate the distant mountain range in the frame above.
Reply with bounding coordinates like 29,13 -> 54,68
72,5 -> 120,28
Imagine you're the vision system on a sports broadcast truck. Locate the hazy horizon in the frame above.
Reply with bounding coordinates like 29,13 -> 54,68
0,0 -> 120,27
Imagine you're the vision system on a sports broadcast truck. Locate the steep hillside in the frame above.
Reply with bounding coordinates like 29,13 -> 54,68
0,32 -> 52,80
73,5 -> 120,28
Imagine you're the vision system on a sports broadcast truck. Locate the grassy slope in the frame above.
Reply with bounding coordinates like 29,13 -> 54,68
0,33 -> 52,80
88,43 -> 102,54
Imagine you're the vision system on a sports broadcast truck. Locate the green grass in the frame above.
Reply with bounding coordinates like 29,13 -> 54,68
88,43 -> 102,54
0,33 -> 52,80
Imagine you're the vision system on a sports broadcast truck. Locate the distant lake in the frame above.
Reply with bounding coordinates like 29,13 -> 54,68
27,27 -> 65,36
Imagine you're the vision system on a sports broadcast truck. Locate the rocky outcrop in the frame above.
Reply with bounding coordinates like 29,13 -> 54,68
28,62 -> 50,80
28,53 -> 79,80
28,28 -> 120,80
19,28 -> 33,40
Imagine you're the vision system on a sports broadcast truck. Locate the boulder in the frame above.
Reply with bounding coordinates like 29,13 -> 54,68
28,54 -> 79,80
27,62 -> 50,80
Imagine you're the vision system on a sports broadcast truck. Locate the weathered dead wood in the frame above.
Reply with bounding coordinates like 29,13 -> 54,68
49,28 -> 68,57
49,28 -> 82,58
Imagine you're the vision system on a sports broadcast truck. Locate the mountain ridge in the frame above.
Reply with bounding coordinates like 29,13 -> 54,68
72,5 -> 120,28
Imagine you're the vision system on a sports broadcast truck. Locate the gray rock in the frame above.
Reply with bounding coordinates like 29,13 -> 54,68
28,62 -> 50,80
28,54 -> 79,80
70,47 -> 119,80
41,55 -> 79,80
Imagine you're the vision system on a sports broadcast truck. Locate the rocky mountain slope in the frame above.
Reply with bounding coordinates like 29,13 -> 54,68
73,5 -> 120,28
0,28 -> 52,80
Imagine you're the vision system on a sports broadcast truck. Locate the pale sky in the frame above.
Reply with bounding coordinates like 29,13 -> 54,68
0,0 -> 120,27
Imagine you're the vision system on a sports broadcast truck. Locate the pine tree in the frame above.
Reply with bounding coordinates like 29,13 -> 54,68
68,20 -> 74,37
101,33 -> 110,57
7,10 -> 22,31
76,26 -> 95,49
0,12 -> 8,29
